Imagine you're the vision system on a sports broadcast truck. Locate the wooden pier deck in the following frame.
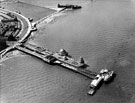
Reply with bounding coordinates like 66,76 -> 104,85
15,43 -> 97,79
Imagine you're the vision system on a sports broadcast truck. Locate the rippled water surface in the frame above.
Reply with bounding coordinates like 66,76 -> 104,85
1,0 -> 135,103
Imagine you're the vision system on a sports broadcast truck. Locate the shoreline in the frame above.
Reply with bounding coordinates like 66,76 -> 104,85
0,1 -> 66,63
0,1 -> 56,22
1,0 -> 135,103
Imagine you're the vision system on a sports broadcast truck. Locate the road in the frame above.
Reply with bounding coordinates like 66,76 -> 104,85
0,8 -> 32,58
0,7 -> 65,60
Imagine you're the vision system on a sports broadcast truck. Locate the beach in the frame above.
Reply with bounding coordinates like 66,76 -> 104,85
1,0 -> 135,103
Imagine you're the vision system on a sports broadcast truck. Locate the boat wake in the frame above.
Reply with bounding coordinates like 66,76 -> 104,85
37,12 -> 66,28
45,6 -> 64,11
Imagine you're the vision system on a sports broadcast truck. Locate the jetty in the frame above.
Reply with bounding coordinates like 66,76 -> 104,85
15,43 -> 114,95
15,43 -> 97,79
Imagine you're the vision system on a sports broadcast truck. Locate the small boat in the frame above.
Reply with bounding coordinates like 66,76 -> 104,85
72,5 -> 82,9
88,69 -> 114,95
58,4 -> 81,9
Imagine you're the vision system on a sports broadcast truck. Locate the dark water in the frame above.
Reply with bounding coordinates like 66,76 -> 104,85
1,0 -> 135,103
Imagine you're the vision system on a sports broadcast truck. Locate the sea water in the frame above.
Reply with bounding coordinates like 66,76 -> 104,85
1,0 -> 135,103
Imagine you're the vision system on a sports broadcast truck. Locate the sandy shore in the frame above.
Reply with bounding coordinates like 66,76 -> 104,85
0,1 -> 56,51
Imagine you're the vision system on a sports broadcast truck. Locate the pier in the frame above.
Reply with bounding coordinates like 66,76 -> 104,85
15,43 -> 97,79
0,7 -> 115,96
15,43 -> 114,95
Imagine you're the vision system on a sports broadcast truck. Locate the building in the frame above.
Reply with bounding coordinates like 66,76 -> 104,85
0,21 -> 6,36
